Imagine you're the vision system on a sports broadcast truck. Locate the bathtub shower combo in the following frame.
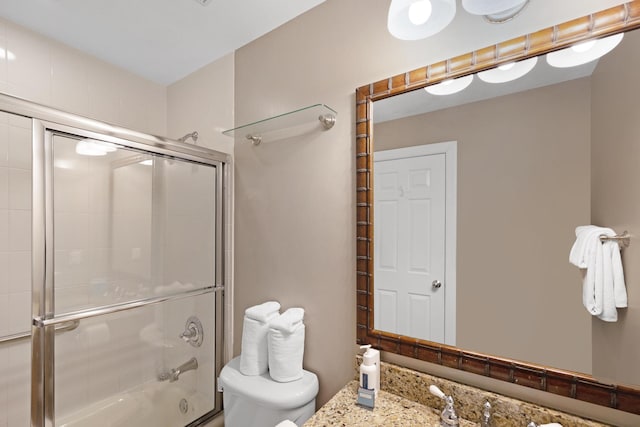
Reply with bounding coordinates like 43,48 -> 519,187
0,94 -> 229,427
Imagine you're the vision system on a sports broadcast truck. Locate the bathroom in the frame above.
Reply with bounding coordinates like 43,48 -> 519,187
0,0 -> 639,426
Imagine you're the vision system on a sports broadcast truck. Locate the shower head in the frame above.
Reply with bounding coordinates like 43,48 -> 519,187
178,131 -> 199,144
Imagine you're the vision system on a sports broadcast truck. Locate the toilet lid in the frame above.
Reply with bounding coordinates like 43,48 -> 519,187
219,357 -> 319,410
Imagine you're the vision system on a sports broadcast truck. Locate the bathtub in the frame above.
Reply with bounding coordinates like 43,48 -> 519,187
58,381 -> 211,427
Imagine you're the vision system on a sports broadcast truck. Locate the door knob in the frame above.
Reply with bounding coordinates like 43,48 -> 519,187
432,280 -> 442,290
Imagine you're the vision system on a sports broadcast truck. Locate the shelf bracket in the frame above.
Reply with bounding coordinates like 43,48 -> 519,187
319,113 -> 336,130
246,135 -> 263,146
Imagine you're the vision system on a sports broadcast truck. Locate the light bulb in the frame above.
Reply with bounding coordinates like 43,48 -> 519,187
425,74 -> 474,95
571,40 -> 596,53
408,0 -> 432,25
498,62 -> 515,71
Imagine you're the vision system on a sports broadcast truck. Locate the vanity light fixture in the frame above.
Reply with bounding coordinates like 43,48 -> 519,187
425,74 -> 473,95
546,33 -> 624,68
388,0 -> 529,41
477,57 -> 538,83
75,139 -> 117,156
462,0 -> 529,23
387,0 -> 456,40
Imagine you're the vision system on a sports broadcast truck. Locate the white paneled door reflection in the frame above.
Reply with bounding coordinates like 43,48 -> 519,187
374,152 -> 446,342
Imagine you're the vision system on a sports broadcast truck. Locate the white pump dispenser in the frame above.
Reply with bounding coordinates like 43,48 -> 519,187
359,345 -> 380,396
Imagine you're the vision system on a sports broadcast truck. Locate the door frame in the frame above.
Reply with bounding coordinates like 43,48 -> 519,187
373,141 -> 457,346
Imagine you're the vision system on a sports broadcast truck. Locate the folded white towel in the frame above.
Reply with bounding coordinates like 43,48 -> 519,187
569,226 -> 627,322
268,308 -> 306,382
245,301 -> 281,323
240,301 -> 281,376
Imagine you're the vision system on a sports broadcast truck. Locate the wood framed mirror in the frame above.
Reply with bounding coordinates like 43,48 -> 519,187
355,1 -> 640,415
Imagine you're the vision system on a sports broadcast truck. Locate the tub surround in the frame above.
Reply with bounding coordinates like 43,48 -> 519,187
305,358 -> 610,426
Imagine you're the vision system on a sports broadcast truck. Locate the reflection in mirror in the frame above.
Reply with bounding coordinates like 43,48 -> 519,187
370,28 -> 639,388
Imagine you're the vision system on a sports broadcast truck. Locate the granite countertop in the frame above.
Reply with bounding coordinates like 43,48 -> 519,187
304,380 -> 477,427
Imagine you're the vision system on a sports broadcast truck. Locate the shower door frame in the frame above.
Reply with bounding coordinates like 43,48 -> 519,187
0,93 -> 230,427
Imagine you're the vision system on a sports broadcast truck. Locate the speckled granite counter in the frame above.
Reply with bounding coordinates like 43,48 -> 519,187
304,380 -> 476,427
304,359 -> 610,427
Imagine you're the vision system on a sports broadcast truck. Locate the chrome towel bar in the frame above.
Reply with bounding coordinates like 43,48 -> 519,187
34,285 -> 219,328
0,319 -> 80,346
599,230 -> 631,248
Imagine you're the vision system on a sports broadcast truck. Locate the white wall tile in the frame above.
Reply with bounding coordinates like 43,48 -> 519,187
5,22 -> 51,106
0,167 -> 7,209
8,126 -> 31,170
55,212 -> 89,251
55,285 -> 89,314
0,20 -> 8,87
0,210 -> 8,252
6,342 -> 30,427
55,331 -> 90,418
0,252 -> 8,295
51,45 -> 89,115
0,123 -> 9,167
8,251 -> 30,293
8,168 -> 30,210
7,291 -> 29,335
7,114 -> 30,129
8,209 -> 30,251
0,293 -> 8,337
0,346 -> 7,427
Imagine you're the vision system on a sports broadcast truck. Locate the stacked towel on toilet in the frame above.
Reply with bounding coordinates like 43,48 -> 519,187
569,225 -> 628,322
240,301 -> 281,375
268,308 -> 305,382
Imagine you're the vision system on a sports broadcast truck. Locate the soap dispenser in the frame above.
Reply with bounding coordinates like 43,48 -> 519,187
359,345 -> 380,396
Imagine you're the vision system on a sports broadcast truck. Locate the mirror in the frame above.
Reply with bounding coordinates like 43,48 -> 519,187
356,2 -> 640,415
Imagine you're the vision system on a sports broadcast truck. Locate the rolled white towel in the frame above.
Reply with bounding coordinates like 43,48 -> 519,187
245,301 -> 281,323
270,307 -> 304,334
240,301 -> 281,376
268,308 -> 305,383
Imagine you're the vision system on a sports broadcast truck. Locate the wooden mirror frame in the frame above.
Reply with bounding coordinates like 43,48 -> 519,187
355,1 -> 640,415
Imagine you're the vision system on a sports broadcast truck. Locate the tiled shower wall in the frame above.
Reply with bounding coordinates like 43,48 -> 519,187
0,110 -> 33,427
0,14 -> 167,427
0,17 -> 166,136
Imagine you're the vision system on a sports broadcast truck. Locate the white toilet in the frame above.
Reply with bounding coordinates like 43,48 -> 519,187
219,356 -> 319,427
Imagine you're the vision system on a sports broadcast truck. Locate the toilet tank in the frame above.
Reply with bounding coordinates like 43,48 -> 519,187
219,357 -> 319,427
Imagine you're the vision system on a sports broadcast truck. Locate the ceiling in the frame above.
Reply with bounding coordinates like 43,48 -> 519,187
0,0 -> 326,85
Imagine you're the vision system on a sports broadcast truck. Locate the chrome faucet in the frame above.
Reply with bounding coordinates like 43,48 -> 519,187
429,385 -> 459,427
159,357 -> 199,382
481,401 -> 492,427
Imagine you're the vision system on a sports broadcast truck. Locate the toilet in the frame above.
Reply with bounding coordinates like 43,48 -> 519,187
219,356 -> 319,427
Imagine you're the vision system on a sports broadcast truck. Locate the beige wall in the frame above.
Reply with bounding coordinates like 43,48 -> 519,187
231,0 -> 631,414
167,54 -> 235,154
0,18 -> 166,135
591,29 -> 640,387
374,78 -> 592,374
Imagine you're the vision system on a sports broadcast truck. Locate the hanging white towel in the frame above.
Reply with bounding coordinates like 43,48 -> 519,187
268,308 -> 306,382
569,226 -> 627,322
240,301 -> 281,375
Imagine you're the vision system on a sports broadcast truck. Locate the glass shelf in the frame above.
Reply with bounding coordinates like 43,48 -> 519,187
222,104 -> 337,145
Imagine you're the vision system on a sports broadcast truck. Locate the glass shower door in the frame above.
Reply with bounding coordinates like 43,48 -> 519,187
32,130 -> 222,427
